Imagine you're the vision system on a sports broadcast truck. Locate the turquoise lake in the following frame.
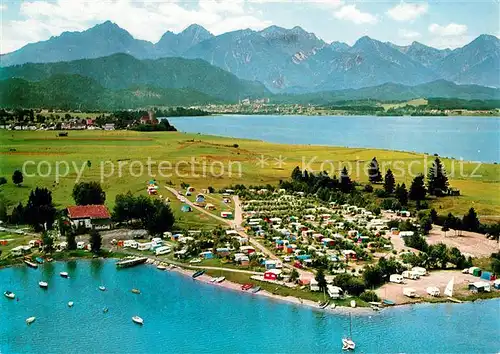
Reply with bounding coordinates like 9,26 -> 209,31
168,115 -> 500,163
1,260 -> 499,353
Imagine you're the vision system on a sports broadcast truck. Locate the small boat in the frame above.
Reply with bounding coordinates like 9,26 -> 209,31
192,270 -> 205,279
241,283 -> 253,291
189,258 -> 202,264
68,301 -> 74,307
131,288 -> 141,294
444,277 -> 454,297
99,286 -> 106,291
26,317 -> 36,325
157,265 -> 167,271
371,305 -> 380,311
4,291 -> 15,299
342,312 -> 356,351
210,277 -> 217,283
38,281 -> 48,289
382,299 -> 395,306
24,260 -> 38,269
319,300 -> 330,309
342,338 -> 356,351
132,316 -> 144,325
215,276 -> 225,283
250,286 -> 261,294
35,257 -> 44,264
60,272 -> 69,278
103,307 -> 109,313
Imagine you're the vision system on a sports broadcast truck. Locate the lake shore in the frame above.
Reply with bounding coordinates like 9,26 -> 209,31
147,258 -> 500,314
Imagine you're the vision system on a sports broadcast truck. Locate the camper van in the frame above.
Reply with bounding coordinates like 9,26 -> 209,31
411,267 -> 427,276
426,287 -> 440,297
155,246 -> 171,256
137,242 -> 152,251
390,274 -> 404,284
124,240 -> 138,249
402,270 -> 420,280
403,287 -> 418,298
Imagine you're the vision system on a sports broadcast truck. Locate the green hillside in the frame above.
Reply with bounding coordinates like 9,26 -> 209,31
0,75 -> 221,110
0,53 -> 270,102
275,80 -> 500,104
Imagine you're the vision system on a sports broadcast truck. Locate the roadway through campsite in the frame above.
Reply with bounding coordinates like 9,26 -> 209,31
165,187 -> 315,280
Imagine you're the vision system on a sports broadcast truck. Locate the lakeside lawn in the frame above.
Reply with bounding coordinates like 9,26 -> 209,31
1,129 -> 499,223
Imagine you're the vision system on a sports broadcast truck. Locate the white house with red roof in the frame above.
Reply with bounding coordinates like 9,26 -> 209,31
67,205 -> 112,230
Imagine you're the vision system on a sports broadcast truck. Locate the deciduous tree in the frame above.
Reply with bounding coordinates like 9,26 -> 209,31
12,170 -> 23,186
72,181 -> 106,205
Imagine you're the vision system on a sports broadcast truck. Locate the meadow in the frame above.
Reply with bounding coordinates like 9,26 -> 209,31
0,130 -> 498,226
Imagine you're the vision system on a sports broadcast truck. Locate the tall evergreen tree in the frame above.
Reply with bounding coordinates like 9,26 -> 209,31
462,208 -> 480,232
427,157 -> 449,196
291,166 -> 302,181
409,174 -> 426,202
315,268 -> 327,292
90,229 -> 102,253
339,166 -> 354,193
367,157 -> 383,183
383,169 -> 395,194
66,232 -> 77,251
395,183 -> 409,206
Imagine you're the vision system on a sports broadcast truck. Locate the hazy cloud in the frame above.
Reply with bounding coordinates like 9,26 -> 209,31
387,2 -> 428,22
334,5 -> 378,25
428,23 -> 468,36
398,29 -> 421,39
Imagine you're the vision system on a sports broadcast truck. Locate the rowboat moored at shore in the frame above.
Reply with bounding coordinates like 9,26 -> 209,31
241,283 -> 253,291
250,286 -> 261,294
24,260 -> 38,269
319,300 -> 330,309
192,270 -> 205,279
215,276 -> 225,283
157,265 -> 167,270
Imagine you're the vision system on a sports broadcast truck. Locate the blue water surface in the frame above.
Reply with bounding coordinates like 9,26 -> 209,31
167,115 -> 500,163
1,260 -> 499,353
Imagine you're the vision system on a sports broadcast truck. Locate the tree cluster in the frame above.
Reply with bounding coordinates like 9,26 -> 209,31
10,188 -> 56,231
113,192 -> 175,235
72,181 -> 106,205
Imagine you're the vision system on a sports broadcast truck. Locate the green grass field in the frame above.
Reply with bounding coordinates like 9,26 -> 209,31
1,130 -> 498,224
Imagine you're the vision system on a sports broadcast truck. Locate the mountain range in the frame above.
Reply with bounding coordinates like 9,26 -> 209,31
1,21 -> 499,93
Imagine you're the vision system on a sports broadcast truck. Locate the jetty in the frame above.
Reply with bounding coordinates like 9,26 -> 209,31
116,257 -> 147,269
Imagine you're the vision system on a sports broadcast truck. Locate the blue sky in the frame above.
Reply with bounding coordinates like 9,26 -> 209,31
1,0 -> 499,54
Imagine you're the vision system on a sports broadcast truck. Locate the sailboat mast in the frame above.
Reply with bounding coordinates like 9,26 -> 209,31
349,312 -> 352,338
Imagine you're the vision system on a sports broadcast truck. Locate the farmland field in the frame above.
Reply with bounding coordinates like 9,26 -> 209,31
0,130 -> 499,224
